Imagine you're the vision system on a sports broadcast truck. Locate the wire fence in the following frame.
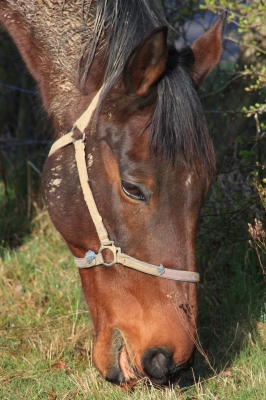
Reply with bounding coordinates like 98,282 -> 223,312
0,140 -> 52,149
0,82 -> 37,94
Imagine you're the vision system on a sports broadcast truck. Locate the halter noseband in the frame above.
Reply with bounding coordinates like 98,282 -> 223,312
48,88 -> 199,283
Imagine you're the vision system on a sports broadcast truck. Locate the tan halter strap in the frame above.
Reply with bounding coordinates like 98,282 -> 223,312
48,89 -> 200,283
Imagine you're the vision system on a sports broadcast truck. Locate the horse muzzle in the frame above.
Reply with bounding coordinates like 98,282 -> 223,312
94,328 -> 191,388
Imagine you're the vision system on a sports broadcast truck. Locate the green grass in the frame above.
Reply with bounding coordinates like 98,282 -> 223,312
0,208 -> 265,399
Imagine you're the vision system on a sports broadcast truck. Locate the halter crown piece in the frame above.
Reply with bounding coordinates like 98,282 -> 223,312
48,87 -> 200,283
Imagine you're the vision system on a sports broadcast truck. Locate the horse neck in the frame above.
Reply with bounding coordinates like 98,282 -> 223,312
0,1 -> 106,137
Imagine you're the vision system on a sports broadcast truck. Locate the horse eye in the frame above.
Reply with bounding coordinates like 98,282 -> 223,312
121,180 -> 146,202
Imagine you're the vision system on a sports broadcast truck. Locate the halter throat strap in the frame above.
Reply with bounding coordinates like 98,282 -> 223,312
48,89 -> 200,283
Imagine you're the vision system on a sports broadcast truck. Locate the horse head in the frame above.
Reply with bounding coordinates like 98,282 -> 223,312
0,1 -> 225,388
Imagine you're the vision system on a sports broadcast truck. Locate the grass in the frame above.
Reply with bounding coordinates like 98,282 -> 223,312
0,203 -> 265,399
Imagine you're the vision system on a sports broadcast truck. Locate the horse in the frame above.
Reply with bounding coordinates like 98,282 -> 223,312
0,0 -> 225,388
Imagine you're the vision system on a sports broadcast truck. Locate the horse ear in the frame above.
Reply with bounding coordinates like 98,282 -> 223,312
123,26 -> 168,97
189,13 -> 227,88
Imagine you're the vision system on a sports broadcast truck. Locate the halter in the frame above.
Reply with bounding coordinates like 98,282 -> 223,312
48,88 -> 199,283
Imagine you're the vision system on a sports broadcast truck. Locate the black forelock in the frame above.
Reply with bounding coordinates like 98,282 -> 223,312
79,0 -> 216,179
150,60 -> 215,177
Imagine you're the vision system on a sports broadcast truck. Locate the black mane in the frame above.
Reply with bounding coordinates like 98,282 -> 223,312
79,0 -> 215,177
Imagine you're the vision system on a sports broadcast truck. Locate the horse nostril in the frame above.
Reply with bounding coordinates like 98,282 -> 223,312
141,346 -> 179,385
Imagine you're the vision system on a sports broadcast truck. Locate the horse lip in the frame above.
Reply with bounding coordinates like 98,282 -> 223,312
105,328 -> 137,386
115,329 -> 137,382
118,346 -> 137,382
104,329 -> 124,384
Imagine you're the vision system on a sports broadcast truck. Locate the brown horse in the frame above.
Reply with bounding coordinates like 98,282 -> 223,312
0,0 -> 225,388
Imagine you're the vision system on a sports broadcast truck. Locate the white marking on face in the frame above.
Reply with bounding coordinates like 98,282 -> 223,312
87,153 -> 93,169
185,174 -> 192,186
51,178 -> 62,187
51,165 -> 62,173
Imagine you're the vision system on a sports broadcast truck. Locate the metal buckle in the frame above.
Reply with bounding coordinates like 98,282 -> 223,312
99,241 -> 121,267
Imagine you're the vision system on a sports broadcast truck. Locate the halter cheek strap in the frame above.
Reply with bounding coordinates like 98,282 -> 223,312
48,89 -> 200,283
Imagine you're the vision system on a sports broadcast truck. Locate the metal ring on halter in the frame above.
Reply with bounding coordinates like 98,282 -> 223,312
99,242 -> 122,267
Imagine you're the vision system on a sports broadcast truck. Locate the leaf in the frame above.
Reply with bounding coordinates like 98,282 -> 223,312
221,368 -> 232,377
74,347 -> 87,357
48,387 -> 57,400
51,361 -> 73,373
